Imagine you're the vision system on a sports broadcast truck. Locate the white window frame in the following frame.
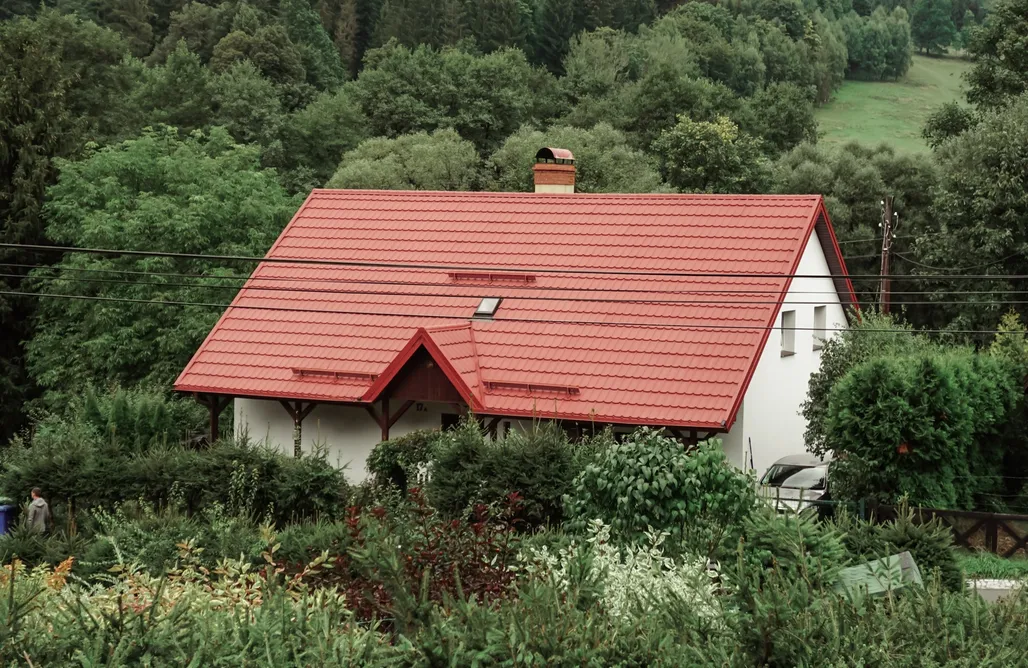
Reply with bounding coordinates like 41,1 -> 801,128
781,309 -> 796,357
813,305 -> 827,350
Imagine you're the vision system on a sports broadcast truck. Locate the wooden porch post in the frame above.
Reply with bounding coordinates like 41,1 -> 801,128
196,393 -> 232,444
280,401 -> 317,458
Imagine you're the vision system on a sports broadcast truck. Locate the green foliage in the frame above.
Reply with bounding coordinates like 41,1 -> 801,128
876,506 -> 963,591
840,7 -> 913,80
913,94 -> 1028,332
801,312 -> 931,458
366,429 -> 441,491
26,126 -> 300,403
740,507 -> 849,587
773,143 -> 937,307
654,115 -> 771,193
0,392 -> 350,527
327,129 -> 482,189
825,350 -> 1023,508
351,42 -> 558,152
964,0 -> 1028,109
135,39 -> 214,131
959,551 -> 1028,580
276,87 -> 369,187
489,123 -> 665,193
566,430 -> 757,556
911,0 -> 956,54
427,419 -> 581,530
922,99 -> 975,148
750,81 -> 819,153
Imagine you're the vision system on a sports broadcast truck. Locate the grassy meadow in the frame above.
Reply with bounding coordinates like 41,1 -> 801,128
816,54 -> 973,154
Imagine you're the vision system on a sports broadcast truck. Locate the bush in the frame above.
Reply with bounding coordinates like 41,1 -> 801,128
825,351 -> 1022,508
565,430 -> 756,556
427,419 -> 581,531
740,507 -> 848,587
366,429 -> 440,492
1,394 -> 351,527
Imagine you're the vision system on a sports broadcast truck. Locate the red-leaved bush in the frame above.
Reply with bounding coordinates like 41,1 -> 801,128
279,488 -> 521,626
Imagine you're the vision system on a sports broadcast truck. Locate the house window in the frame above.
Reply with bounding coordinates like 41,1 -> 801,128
781,310 -> 796,357
813,306 -> 827,350
441,413 -> 460,430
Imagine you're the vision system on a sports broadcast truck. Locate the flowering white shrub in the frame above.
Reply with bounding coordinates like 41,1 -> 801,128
518,519 -> 726,623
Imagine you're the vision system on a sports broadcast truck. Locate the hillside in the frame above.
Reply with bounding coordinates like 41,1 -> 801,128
816,54 -> 973,153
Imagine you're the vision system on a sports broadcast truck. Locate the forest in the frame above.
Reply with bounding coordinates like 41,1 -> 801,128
0,0 -> 1026,445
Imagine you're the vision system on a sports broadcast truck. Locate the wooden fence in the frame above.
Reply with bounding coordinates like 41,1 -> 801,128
873,505 -> 1028,558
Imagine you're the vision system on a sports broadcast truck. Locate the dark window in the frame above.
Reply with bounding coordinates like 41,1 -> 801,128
441,413 -> 460,430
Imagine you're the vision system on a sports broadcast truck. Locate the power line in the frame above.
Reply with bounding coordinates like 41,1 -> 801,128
11,272 -> 1028,308
893,251 -> 1024,273
0,289 -> 1010,336
2,242 -> 1024,282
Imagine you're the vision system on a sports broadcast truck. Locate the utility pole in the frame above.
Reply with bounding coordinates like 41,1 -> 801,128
879,196 -> 896,314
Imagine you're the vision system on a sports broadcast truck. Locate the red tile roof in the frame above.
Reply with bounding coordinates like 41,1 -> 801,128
175,190 -> 855,430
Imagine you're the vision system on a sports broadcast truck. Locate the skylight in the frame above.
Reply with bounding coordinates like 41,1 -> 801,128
474,297 -> 502,318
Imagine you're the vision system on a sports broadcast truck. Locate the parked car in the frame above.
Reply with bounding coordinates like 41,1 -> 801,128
759,454 -> 832,514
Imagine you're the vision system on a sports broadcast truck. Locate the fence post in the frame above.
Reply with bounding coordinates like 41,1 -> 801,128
859,499 -> 866,521
987,518 -> 999,554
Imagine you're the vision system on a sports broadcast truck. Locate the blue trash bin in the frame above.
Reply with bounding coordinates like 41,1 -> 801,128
0,505 -> 16,535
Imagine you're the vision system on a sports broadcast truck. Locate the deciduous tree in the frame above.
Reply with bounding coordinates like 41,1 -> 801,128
27,127 -> 300,403
326,129 -> 481,190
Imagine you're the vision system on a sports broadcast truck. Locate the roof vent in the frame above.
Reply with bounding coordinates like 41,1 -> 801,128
533,148 -> 575,194
473,297 -> 502,319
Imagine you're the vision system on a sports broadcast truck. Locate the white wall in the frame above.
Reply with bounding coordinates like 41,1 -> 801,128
235,398 -> 448,483
729,233 -> 847,478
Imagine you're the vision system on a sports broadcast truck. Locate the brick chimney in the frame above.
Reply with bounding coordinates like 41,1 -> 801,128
533,148 -> 575,194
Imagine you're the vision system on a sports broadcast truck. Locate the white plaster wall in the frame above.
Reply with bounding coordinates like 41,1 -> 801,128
735,233 -> 848,478
235,398 -> 448,483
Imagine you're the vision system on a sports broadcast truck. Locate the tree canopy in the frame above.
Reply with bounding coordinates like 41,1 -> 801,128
27,127 -> 300,403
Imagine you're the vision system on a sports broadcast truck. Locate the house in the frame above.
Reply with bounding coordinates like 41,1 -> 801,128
175,149 -> 857,482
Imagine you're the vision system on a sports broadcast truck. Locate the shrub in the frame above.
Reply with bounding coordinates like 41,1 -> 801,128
565,430 -> 756,556
519,519 -> 726,624
366,429 -> 441,492
875,506 -> 963,592
1,398 -> 350,526
739,507 -> 848,587
427,419 -> 581,531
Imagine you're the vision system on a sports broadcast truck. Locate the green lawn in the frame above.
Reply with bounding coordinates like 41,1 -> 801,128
815,54 -> 973,154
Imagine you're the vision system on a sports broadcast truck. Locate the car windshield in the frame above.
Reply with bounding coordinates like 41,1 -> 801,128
761,464 -> 827,490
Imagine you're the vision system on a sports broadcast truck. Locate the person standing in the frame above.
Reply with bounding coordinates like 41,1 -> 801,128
27,488 -> 50,534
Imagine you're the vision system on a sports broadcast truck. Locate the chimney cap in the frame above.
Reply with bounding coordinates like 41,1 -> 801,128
535,147 -> 574,164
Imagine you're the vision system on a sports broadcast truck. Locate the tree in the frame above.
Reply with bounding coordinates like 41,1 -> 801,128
315,0 -> 361,77
148,0 -> 233,64
277,87 -> 369,187
922,101 -> 975,148
465,0 -> 532,52
964,0 -> 1028,109
802,312 -> 931,459
654,115 -> 771,193
211,61 -> 284,146
489,123 -> 665,193
135,39 -> 214,132
910,0 -> 956,54
773,141 -> 937,310
532,0 -> 578,73
750,82 -> 818,153
210,24 -> 308,87
912,94 -> 1028,333
326,129 -> 482,190
279,0 -> 345,89
0,11 -> 137,439
351,43 -> 558,153
27,127 -> 301,404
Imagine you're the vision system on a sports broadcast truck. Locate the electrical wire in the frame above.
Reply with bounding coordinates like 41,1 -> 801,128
893,251 -> 1025,273
9,272 -> 1028,308
2,242 -> 1025,281
0,289 -> 1012,336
